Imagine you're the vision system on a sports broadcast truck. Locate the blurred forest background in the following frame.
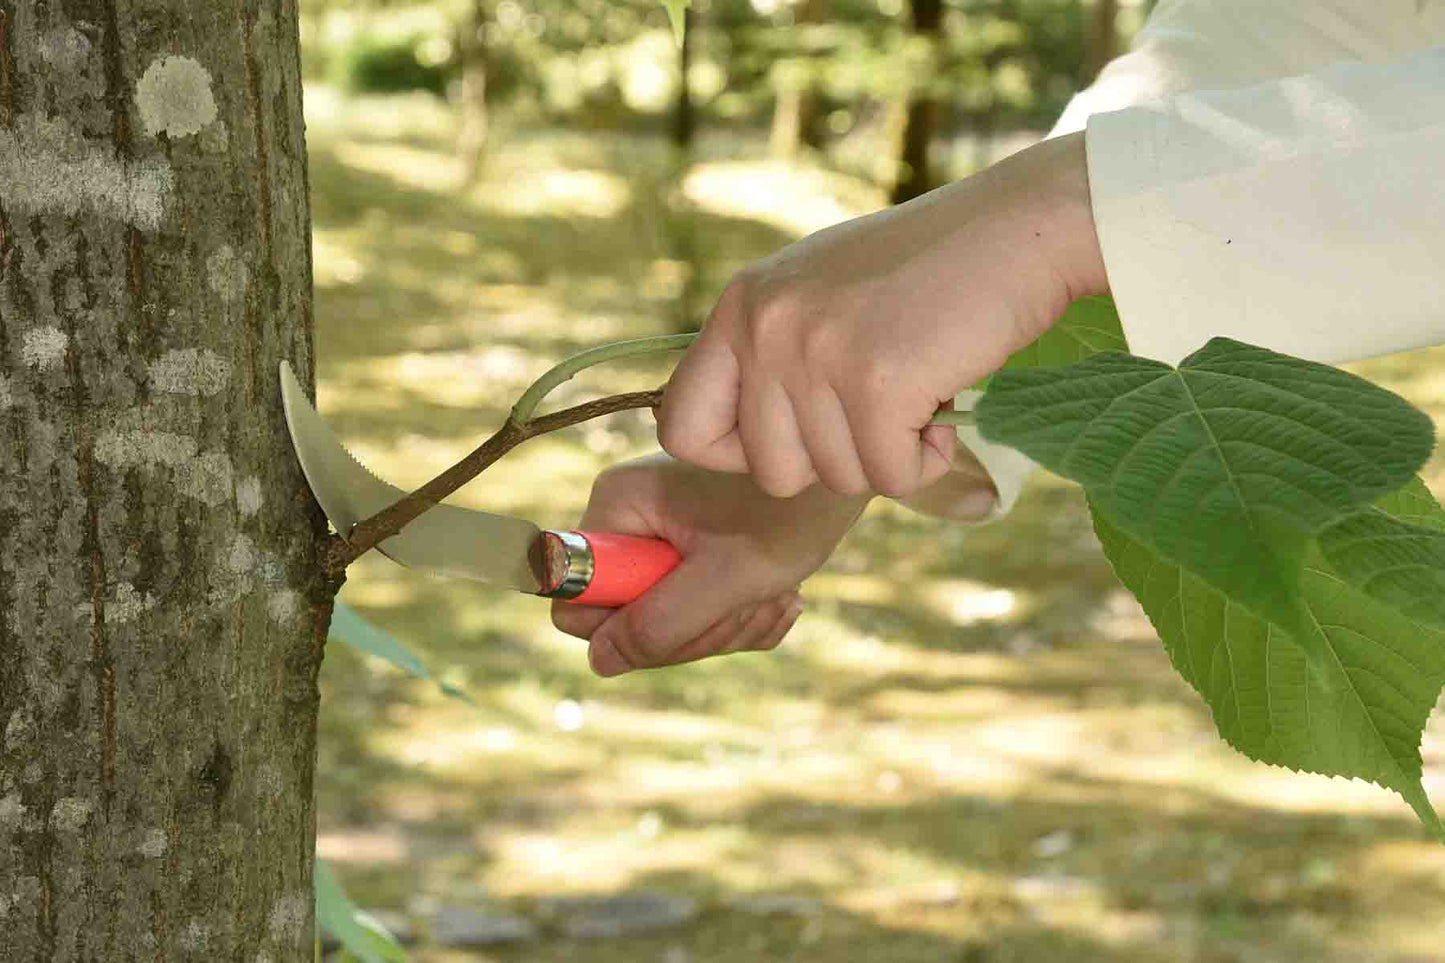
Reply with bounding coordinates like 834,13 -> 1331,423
300,1 -> 1445,960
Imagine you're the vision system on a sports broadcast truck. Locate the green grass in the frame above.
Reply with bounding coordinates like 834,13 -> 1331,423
309,88 -> 1445,962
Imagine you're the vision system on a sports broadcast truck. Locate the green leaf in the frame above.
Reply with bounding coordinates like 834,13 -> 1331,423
1318,477 -> 1445,629
974,295 -> 1127,390
977,337 -> 1435,643
315,860 -> 408,963
661,0 -> 690,44
1092,497 -> 1445,839
1002,295 -> 1127,371
328,602 -> 473,704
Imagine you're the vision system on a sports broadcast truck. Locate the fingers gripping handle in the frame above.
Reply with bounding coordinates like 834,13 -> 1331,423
536,530 -> 681,607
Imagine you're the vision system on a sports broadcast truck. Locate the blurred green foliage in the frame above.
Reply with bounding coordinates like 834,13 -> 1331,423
337,32 -> 458,95
302,0 -> 1128,141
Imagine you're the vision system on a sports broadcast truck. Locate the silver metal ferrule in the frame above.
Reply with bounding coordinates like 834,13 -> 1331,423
538,529 -> 595,600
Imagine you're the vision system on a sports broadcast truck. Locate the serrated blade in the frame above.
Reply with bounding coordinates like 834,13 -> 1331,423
279,361 -> 542,593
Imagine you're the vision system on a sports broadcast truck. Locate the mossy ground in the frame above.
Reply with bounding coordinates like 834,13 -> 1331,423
308,89 -> 1445,962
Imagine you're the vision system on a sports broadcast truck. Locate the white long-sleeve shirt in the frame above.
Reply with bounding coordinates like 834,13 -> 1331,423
905,0 -> 1445,523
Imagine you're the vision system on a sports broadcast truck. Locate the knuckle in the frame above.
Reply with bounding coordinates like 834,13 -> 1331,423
747,286 -> 805,357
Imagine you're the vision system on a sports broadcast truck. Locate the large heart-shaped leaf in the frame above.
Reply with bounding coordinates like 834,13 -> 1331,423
1093,494 -> 1445,839
1002,294 -> 1127,371
977,338 -> 1435,641
1318,478 -> 1445,630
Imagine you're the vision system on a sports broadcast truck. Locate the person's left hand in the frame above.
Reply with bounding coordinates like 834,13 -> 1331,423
551,453 -> 871,676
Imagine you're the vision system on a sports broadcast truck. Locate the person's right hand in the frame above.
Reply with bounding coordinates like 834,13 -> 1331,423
658,131 -> 1108,500
550,453 -> 872,677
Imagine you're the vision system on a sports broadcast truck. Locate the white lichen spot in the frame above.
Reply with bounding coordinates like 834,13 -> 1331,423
138,827 -> 168,858
75,581 -> 159,625
181,919 -> 211,952
20,326 -> 69,371
112,582 -> 159,624
227,534 -> 258,575
136,56 -> 218,140
0,792 -> 26,831
268,892 -> 308,942
255,953 -> 275,963
95,430 -> 234,506
38,27 -> 93,73
267,590 -> 299,625
206,246 -> 250,303
0,375 -> 12,411
236,476 -> 263,517
0,113 -> 174,230
149,348 -> 231,396
187,452 -> 234,506
50,796 -> 95,832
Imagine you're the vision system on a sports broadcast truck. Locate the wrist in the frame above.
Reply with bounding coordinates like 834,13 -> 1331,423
990,131 -> 1109,317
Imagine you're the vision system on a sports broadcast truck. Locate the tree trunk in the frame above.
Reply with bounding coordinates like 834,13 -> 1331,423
1083,0 -> 1120,84
671,7 -> 695,150
0,2 -> 329,960
457,0 -> 489,185
768,0 -> 828,158
889,0 -> 944,204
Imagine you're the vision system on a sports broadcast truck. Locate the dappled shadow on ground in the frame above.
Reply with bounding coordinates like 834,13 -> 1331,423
308,92 -> 1445,963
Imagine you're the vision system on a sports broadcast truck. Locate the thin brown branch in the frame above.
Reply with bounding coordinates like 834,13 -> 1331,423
322,388 -> 665,577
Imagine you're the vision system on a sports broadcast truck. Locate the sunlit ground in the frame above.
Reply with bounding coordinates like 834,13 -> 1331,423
308,89 -> 1445,961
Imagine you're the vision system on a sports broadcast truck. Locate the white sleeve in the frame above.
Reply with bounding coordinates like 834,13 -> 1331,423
905,0 -> 1445,522
1088,43 -> 1445,366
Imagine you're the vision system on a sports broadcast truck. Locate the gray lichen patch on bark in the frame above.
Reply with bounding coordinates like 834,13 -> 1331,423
135,55 -> 218,139
0,113 -> 174,229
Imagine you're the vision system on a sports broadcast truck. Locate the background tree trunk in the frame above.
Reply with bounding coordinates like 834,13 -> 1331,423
889,0 -> 944,204
0,1 -> 329,959
1083,0 -> 1120,84
456,0 -> 490,184
768,0 -> 829,158
672,7 -> 695,150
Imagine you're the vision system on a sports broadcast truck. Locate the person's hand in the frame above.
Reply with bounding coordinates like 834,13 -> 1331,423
551,453 -> 870,676
658,131 -> 1107,500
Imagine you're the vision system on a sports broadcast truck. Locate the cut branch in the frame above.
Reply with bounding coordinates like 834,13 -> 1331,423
322,388 -> 664,576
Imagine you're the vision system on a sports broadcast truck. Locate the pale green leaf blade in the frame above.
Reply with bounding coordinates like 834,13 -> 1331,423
978,337 -> 1435,634
974,295 -> 1126,390
1001,295 -> 1127,372
1319,478 -> 1445,629
315,860 -> 408,963
1092,501 -> 1445,839
328,602 -> 473,704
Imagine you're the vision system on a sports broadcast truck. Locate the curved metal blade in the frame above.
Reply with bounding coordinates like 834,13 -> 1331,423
279,361 -> 541,592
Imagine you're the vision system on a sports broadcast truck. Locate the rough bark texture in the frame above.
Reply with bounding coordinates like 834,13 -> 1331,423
0,1 -> 328,960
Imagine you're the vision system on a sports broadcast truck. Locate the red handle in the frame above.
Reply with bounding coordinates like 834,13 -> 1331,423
568,531 -> 681,607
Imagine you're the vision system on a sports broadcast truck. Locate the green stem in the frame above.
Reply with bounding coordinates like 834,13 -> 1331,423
929,409 -> 976,427
509,333 -> 698,426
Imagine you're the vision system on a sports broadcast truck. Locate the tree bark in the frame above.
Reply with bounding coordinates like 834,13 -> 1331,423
889,0 -> 944,204
0,2 -> 329,960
